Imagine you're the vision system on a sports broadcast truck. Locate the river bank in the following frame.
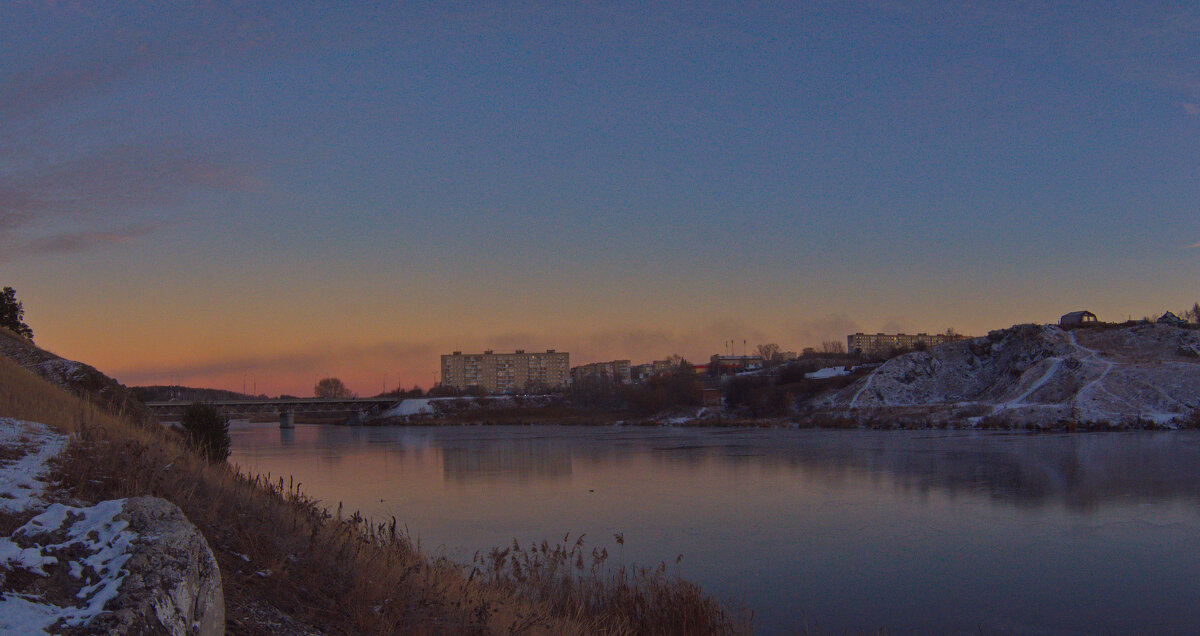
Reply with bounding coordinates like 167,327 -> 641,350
0,329 -> 747,635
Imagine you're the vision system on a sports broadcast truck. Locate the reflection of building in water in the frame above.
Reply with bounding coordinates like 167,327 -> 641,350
442,442 -> 572,482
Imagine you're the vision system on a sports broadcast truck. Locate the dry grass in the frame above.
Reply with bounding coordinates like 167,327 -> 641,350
475,534 -> 750,635
0,353 -> 747,635
0,351 -> 129,434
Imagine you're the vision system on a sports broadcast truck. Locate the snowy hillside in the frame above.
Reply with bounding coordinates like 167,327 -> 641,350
818,323 -> 1200,427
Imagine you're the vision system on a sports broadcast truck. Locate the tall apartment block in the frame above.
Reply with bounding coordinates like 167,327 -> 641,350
847,332 -> 966,357
440,349 -> 570,393
571,360 -> 632,384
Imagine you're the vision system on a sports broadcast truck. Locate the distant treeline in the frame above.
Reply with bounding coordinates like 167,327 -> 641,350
133,385 -> 256,403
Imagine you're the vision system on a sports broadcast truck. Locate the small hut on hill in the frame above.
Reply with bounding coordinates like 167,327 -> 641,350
1060,310 -> 1098,327
1159,312 -> 1187,326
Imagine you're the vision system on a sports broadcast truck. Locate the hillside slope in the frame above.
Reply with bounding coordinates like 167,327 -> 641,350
818,323 -> 1200,427
0,328 -> 147,420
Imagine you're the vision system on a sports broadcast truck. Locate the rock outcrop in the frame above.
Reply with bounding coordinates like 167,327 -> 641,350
0,328 -> 148,421
0,496 -> 223,635
0,421 -> 223,635
86,497 -> 224,636
818,323 -> 1200,427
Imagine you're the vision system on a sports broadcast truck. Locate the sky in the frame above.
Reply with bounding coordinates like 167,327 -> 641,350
3,1 -> 1198,396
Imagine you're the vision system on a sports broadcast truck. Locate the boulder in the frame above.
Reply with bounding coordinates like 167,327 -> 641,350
0,496 -> 223,635
86,497 -> 224,635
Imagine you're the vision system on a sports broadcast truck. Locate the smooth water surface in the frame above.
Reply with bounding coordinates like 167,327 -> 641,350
230,424 -> 1200,634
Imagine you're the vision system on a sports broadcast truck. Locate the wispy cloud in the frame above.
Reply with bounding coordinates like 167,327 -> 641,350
0,223 -> 157,262
1188,241 -> 1200,249
0,144 -> 257,256
21,224 -> 155,255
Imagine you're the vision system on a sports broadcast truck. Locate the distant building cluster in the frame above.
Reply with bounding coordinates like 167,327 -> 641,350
440,328 -> 968,394
440,349 -> 569,393
847,332 -> 965,357
432,309 -> 1188,394
571,360 -> 632,384
708,355 -> 763,374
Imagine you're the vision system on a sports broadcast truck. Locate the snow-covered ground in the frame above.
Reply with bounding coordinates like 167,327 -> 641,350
805,366 -> 852,380
821,323 -> 1200,427
0,419 -> 67,514
380,395 -> 518,419
383,398 -> 436,417
0,419 -> 140,634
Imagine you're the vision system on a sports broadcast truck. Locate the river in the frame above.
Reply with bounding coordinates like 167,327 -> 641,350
229,423 -> 1200,634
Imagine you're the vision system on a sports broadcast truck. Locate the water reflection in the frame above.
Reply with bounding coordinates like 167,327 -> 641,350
443,441 -> 572,482
241,426 -> 1200,508
229,425 -> 1200,634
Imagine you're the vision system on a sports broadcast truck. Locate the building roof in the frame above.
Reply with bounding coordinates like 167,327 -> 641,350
1159,311 -> 1186,324
1061,310 -> 1096,320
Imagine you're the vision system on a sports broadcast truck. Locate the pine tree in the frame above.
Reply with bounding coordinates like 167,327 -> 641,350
0,287 -> 33,340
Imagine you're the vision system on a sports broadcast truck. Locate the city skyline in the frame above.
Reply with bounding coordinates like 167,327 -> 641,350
3,2 -> 1198,395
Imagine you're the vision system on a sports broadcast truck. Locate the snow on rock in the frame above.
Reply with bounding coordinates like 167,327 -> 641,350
0,419 -> 68,514
87,497 -> 224,636
0,497 -> 224,635
0,500 -> 136,633
820,323 -> 1200,427
0,422 -> 223,634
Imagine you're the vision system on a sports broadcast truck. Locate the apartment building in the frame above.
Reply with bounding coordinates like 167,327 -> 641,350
571,360 -> 632,384
440,349 -> 570,393
847,332 -> 965,357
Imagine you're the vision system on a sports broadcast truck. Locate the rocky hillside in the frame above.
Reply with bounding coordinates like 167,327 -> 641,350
0,328 -> 147,421
817,323 -> 1200,427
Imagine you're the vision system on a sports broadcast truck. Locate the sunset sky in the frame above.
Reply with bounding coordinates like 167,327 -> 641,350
4,2 -> 1198,396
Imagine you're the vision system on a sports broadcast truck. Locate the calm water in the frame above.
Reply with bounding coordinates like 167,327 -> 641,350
229,424 -> 1200,634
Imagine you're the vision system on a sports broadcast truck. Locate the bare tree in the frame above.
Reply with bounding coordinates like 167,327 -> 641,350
756,343 -> 781,364
314,377 -> 354,398
820,340 -> 846,354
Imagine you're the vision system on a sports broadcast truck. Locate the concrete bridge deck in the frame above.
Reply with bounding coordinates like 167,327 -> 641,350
145,397 -> 400,427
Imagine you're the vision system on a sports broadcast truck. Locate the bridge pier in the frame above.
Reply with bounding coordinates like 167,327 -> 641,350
279,410 -> 294,429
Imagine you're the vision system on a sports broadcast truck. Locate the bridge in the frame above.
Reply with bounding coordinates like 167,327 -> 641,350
144,397 -> 400,428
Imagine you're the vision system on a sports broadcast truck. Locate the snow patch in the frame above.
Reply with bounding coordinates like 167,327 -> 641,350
381,396 -> 516,419
806,366 -> 851,380
384,398 -> 434,417
0,499 -> 136,634
0,419 -> 68,514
